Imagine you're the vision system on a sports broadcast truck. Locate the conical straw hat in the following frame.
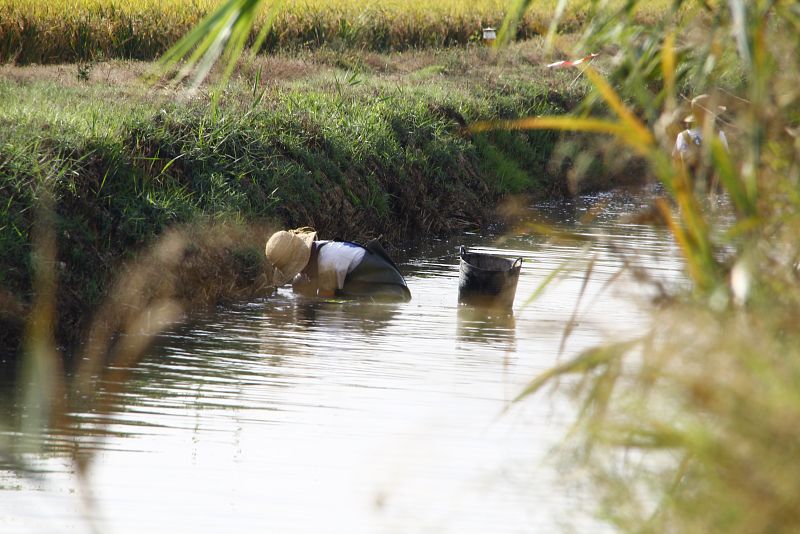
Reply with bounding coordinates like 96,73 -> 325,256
265,227 -> 317,287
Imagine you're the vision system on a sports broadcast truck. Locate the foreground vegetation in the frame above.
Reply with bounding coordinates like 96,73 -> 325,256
495,1 -> 800,532
0,41 -> 612,360
0,0 -> 672,64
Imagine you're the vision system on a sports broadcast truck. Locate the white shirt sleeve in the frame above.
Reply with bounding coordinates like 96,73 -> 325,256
718,129 -> 729,151
674,129 -> 698,155
674,130 -> 688,155
316,242 -> 366,291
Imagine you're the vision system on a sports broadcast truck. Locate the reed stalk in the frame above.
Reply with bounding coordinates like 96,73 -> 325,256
495,1 -> 800,532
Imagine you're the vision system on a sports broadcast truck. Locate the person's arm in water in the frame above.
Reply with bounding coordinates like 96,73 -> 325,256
291,252 -> 339,297
291,272 -> 317,296
292,272 -> 337,297
315,266 -> 338,297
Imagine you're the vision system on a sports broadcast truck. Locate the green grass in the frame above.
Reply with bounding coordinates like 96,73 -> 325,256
0,42 -> 595,357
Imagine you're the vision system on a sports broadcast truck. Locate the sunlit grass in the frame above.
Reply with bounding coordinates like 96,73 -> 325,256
0,0 -> 672,63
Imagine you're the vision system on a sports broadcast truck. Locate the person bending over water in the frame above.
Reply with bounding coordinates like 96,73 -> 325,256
265,227 -> 411,302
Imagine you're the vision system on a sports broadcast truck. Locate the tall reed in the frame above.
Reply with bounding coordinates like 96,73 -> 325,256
489,1 -> 800,532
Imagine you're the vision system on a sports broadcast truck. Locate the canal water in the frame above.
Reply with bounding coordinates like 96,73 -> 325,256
1,186 -> 684,533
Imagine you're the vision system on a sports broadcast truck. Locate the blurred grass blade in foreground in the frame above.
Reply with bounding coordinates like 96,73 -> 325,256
20,192 -> 65,453
153,0 -> 278,88
496,0 -> 800,532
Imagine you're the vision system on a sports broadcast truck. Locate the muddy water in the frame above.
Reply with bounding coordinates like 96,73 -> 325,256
1,186 -> 683,533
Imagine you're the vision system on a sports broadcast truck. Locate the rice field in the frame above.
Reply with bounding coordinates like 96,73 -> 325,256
0,0 -> 670,64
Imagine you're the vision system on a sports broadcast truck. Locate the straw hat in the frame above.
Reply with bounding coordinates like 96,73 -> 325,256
265,227 -> 317,287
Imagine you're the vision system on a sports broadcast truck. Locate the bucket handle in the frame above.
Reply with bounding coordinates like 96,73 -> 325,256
459,245 -> 466,257
513,257 -> 523,269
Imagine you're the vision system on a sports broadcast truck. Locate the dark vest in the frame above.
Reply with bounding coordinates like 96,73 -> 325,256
301,240 -> 411,302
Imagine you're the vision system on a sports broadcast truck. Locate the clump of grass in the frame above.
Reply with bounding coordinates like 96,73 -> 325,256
495,0 -> 800,532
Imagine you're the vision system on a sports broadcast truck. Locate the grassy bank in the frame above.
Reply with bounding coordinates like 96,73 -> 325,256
1,41 -> 617,360
0,0 -> 672,64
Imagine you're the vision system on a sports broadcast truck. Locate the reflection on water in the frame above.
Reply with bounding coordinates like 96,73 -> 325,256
456,307 -> 516,353
0,186 -> 684,533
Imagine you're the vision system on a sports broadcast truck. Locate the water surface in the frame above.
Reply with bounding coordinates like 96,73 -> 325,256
0,186 -> 684,533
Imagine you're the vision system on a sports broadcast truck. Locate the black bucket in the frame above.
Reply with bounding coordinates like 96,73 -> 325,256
458,246 -> 522,308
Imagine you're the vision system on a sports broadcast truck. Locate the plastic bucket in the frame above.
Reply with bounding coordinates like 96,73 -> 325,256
458,246 -> 522,308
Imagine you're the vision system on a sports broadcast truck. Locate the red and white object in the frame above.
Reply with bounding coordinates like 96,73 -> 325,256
546,53 -> 599,68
